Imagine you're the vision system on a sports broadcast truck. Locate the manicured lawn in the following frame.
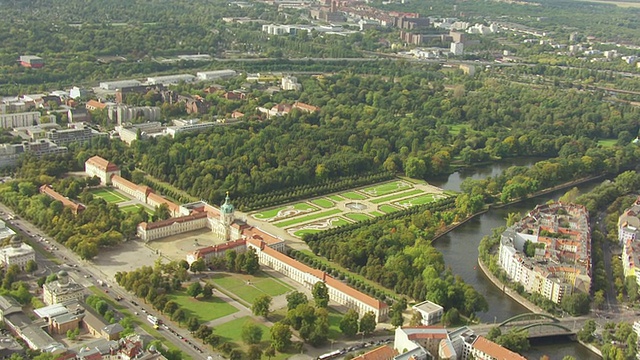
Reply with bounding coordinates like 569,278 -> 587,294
340,191 -> 367,200
293,228 -> 323,236
311,198 -> 334,208
210,272 -> 292,305
274,209 -> 342,228
213,316 -> 294,360
329,195 -> 344,202
89,188 -> 129,203
448,124 -> 468,135
379,204 -> 399,213
370,189 -> 424,204
369,211 -> 384,217
168,290 -> 238,322
328,308 -> 343,339
120,204 -> 153,215
598,139 -> 617,148
252,203 -> 318,221
344,213 -> 372,222
360,181 -> 412,197
395,194 -> 447,207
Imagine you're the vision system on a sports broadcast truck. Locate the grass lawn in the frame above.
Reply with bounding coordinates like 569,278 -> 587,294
397,176 -> 426,184
168,290 -> 238,322
344,213 -> 372,222
274,209 -> 342,228
329,195 -> 344,202
328,308 -> 343,339
89,188 -> 129,203
448,124 -> 468,135
340,191 -> 367,200
598,139 -> 618,148
360,181 -> 411,197
395,194 -> 446,207
293,228 -> 323,236
213,316 -> 294,360
120,204 -> 153,215
370,189 -> 424,204
379,204 -> 399,213
369,211 -> 384,217
252,203 -> 318,220
311,198 -> 334,208
210,272 -> 292,305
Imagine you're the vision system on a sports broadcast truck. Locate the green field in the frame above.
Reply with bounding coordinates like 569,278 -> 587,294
395,194 -> 446,207
210,272 -> 292,305
293,228 -> 323,236
448,124 -> 468,135
292,217 -> 349,236
120,204 -> 153,215
311,198 -> 334,208
252,203 -> 318,220
370,211 -> 384,217
90,188 -> 129,203
340,191 -> 367,200
168,290 -> 238,322
344,213 -> 372,222
213,316 -> 292,360
598,139 -> 618,148
370,189 -> 425,204
329,195 -> 344,202
379,204 -> 399,213
360,181 -> 411,197
274,208 -> 342,228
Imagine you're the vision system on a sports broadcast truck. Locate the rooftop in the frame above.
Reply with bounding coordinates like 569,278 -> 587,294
353,345 -> 396,360
85,156 -> 119,172
471,336 -> 527,360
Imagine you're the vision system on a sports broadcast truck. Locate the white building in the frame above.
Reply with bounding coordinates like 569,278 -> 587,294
411,300 -> 444,326
84,156 -> 120,185
69,87 -> 88,99
99,80 -> 141,91
165,120 -> 216,137
0,112 -> 40,129
0,139 -> 67,168
0,236 -> 35,271
0,220 -> 16,241
147,74 -> 195,86
196,70 -> 237,81
108,105 -> 162,125
450,42 -> 464,56
281,76 -> 302,91
42,271 -> 84,306
247,238 -> 389,321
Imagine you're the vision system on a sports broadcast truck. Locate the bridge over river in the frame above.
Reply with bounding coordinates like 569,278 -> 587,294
470,313 -> 589,340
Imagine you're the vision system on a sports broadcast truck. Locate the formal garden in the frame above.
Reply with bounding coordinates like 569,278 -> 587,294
250,179 -> 450,238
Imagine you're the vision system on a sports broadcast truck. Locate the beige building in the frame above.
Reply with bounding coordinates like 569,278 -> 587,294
85,156 -> 120,185
42,271 -> 84,306
0,236 -> 35,270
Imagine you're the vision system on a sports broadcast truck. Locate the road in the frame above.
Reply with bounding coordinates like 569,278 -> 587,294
0,202 -> 214,360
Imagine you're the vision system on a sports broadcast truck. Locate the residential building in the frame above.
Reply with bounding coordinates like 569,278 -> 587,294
450,42 -> 464,56
620,197 -> 640,292
85,100 -> 109,111
19,55 -> 44,68
0,139 -> 67,168
99,80 -> 141,91
108,105 -> 162,125
293,101 -> 320,113
223,90 -> 247,100
498,202 -> 591,304
412,300 -> 444,326
39,185 -> 85,214
353,345 -> 397,360
247,238 -> 389,321
85,156 -> 120,185
147,74 -> 195,86
69,87 -> 88,99
46,125 -> 100,146
196,70 -> 237,81
42,271 -> 85,306
0,235 -> 36,271
281,76 -> 302,91
0,111 -> 40,129
67,108 -> 90,123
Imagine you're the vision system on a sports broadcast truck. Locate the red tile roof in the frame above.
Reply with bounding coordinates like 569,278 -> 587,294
247,238 -> 387,311
86,100 -> 107,110
139,211 -> 208,230
111,175 -> 154,196
242,226 -> 284,246
86,156 -> 119,172
147,193 -> 180,214
190,239 -> 247,258
353,345 -> 396,360
472,336 -> 527,360
293,101 -> 320,112
39,185 -> 85,214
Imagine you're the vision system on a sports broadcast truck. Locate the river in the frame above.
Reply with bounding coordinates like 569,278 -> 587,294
429,158 -> 602,360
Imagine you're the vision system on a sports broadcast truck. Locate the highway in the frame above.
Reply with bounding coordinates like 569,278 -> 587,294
0,201 -> 215,360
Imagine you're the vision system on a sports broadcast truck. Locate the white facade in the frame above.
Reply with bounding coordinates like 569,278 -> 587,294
166,122 -> 216,137
450,42 -> 464,56
42,272 -> 84,306
0,238 -> 35,270
147,74 -> 195,86
196,70 -> 237,81
99,80 -> 141,90
0,112 -> 40,129
138,214 -> 209,242
281,76 -> 302,91
412,300 -> 444,325
84,156 -> 120,185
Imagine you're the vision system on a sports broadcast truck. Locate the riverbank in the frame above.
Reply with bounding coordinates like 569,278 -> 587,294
476,257 -> 546,315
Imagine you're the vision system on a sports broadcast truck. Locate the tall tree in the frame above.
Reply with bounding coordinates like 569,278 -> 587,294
252,294 -> 272,318
359,311 -> 376,336
339,309 -> 359,337
270,322 -> 292,352
286,291 -> 308,311
312,282 -> 329,308
242,322 -> 264,345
